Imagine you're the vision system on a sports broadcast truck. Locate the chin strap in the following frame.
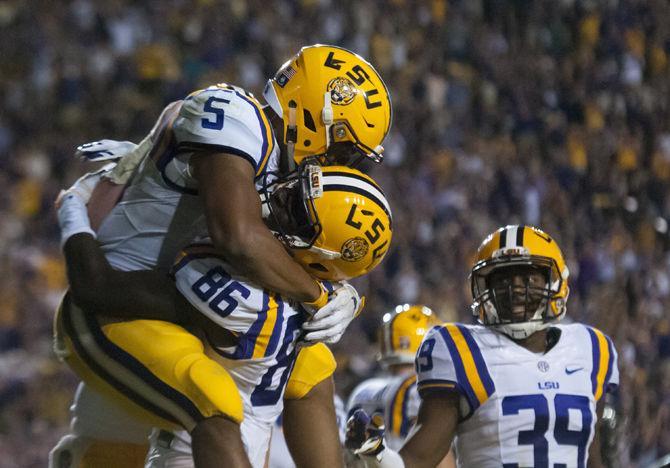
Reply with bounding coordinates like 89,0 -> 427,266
370,145 -> 385,163
322,91 -> 334,152
497,321 -> 548,340
285,100 -> 298,172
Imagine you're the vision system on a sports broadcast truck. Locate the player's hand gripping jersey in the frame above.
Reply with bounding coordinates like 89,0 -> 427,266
97,84 -> 278,271
416,322 -> 619,468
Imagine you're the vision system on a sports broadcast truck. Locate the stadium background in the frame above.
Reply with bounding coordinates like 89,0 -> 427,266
1,0 -> 669,466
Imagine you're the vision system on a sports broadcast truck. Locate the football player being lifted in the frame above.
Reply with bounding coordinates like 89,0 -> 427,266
54,162 -> 393,467
347,225 -> 618,468
50,44 -> 392,468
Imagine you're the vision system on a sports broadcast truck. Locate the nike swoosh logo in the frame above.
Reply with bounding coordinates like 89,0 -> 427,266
362,116 -> 375,128
565,367 -> 583,375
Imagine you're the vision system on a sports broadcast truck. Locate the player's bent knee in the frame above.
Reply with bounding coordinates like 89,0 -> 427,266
87,318 -> 243,430
186,357 -> 244,425
285,343 -> 336,400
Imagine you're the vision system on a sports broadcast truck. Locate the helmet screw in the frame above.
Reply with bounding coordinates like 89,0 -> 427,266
335,127 -> 346,138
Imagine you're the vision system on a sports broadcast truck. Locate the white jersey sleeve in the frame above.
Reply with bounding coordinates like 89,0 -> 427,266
172,85 -> 276,177
415,323 -> 496,418
415,325 -> 461,396
95,86 -> 280,272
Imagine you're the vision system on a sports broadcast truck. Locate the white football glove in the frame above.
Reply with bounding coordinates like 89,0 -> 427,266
55,162 -> 116,208
56,191 -> 95,248
301,282 -> 364,344
75,139 -> 138,162
55,162 -> 117,247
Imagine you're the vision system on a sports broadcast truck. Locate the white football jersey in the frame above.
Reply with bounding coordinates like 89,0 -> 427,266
144,246 -> 306,468
416,323 -> 619,468
97,84 -> 279,272
347,374 -> 419,451
173,246 -> 305,427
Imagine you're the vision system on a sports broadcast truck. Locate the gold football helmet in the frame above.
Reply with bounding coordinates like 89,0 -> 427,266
263,44 -> 392,166
470,225 -> 570,339
261,164 -> 392,281
379,304 -> 440,367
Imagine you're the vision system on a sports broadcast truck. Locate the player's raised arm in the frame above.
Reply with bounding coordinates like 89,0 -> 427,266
62,233 -> 181,322
192,153 -> 323,304
57,181 -> 183,323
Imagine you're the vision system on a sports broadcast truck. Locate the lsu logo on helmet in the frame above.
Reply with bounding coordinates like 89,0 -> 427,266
263,44 -> 392,165
341,237 -> 369,262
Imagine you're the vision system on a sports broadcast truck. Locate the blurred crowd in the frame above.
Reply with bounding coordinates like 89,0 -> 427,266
1,0 -> 669,466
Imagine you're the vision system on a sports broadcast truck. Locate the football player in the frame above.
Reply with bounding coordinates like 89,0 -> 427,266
345,306 -> 454,468
346,225 -> 619,468
50,43 -> 392,468
347,305 -> 440,451
55,163 -> 393,467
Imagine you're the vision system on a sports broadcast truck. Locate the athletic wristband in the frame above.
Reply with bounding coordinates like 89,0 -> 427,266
58,193 -> 96,248
303,282 -> 329,310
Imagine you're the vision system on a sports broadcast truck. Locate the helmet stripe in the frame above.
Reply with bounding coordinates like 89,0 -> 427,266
498,227 -> 507,249
323,185 -> 391,221
322,175 -> 392,219
505,226 -> 518,248
321,170 -> 384,192
516,225 -> 525,246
